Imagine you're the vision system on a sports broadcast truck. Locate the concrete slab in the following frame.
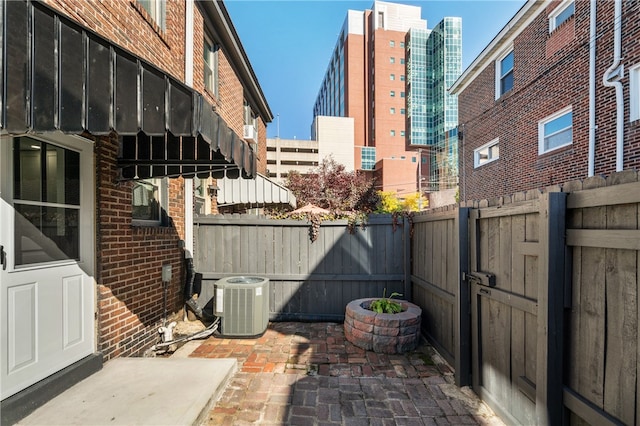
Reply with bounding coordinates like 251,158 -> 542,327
17,357 -> 237,426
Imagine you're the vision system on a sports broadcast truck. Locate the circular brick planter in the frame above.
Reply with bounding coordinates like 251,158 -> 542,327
344,298 -> 422,354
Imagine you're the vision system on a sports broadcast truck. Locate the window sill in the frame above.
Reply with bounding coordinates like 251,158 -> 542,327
132,220 -> 164,228
474,158 -> 499,169
130,1 -> 169,48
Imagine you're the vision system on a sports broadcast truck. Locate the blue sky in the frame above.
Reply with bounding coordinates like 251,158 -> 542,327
225,0 -> 526,140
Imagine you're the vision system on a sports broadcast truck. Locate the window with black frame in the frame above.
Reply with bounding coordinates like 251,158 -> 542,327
13,137 -> 80,265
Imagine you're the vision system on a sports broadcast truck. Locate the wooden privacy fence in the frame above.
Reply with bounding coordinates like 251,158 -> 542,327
193,214 -> 409,321
193,172 -> 639,425
412,172 -> 640,426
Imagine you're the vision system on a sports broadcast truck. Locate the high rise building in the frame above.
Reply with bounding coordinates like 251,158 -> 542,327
313,1 -> 461,201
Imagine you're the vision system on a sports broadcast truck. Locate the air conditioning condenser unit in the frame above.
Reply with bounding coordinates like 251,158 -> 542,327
214,276 -> 269,337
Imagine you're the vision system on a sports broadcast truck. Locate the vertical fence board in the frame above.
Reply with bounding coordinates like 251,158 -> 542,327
578,208 -> 606,410
603,200 -> 638,425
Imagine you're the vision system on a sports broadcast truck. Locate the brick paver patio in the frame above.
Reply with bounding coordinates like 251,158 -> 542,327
187,322 -> 504,425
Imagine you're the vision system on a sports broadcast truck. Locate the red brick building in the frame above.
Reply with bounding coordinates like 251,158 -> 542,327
451,0 -> 640,202
0,0 -> 272,421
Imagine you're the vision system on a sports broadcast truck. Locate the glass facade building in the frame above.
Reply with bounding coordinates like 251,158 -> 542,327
408,17 -> 462,190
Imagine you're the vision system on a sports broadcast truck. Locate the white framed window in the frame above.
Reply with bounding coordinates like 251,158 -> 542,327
539,106 -> 573,154
390,74 -> 395,81
132,178 -> 167,226
549,0 -> 575,32
631,63 -> 640,122
390,130 -> 396,136
390,40 -> 395,47
390,108 -> 396,114
390,91 -> 395,97
400,58 -> 405,65
474,138 -> 500,168
495,49 -> 514,99
390,57 -> 395,64
204,34 -> 218,96
244,100 -> 257,127
138,0 -> 166,30
400,75 -> 405,81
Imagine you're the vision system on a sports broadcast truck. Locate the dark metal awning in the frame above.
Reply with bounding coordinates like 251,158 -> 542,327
0,0 -> 256,179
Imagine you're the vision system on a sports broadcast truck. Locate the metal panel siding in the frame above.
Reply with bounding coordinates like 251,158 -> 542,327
141,66 -> 165,135
166,132 -> 181,177
196,136 -> 211,176
4,0 -> 29,132
198,97 -> 213,144
32,8 -> 55,131
181,135 -> 195,175
168,80 -> 192,136
87,38 -> 111,133
59,23 -> 84,133
114,51 -> 139,134
225,133 -> 240,179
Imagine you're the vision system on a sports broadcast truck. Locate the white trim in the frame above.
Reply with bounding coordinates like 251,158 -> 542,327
538,106 -> 573,155
184,0 -> 194,87
630,63 -> 640,122
474,138 -> 500,168
203,33 -> 217,96
131,178 -> 166,226
185,179 -> 194,257
549,0 -> 574,33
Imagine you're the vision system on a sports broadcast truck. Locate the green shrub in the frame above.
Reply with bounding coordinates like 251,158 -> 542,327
368,289 -> 403,314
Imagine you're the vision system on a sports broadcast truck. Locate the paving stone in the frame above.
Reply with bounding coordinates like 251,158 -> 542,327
437,399 -> 457,416
318,387 -> 340,404
395,417 -> 428,426
185,322 -> 504,426
446,415 -> 478,424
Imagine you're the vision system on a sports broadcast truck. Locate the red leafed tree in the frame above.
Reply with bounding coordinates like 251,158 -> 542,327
286,157 -> 379,213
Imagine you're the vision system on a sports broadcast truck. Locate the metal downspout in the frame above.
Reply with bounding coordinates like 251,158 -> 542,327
588,0 -> 596,177
602,0 -> 625,172
184,0 -> 194,256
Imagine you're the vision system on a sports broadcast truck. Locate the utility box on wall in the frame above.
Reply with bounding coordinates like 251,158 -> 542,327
214,276 -> 269,337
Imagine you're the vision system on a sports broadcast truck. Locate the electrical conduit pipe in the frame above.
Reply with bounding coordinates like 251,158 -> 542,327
602,0 -> 625,172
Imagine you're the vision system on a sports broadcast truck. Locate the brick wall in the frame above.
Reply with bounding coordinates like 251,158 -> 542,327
458,1 -> 640,202
94,134 -> 185,360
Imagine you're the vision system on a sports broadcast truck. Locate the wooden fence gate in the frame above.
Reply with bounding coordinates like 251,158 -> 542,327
469,193 -> 567,425
413,192 -> 568,425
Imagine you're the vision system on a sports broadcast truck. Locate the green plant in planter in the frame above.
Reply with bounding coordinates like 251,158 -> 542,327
369,289 -> 404,314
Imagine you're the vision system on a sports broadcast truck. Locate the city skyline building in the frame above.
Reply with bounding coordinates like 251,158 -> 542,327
313,1 -> 461,201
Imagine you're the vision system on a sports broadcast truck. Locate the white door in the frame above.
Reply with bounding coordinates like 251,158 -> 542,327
0,133 -> 96,400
